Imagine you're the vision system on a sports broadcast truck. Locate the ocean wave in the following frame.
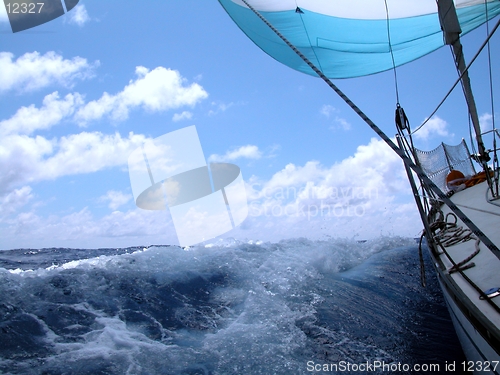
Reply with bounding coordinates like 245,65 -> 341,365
0,236 -> 461,374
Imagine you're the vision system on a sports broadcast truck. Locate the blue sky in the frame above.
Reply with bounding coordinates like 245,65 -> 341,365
0,1 -> 498,249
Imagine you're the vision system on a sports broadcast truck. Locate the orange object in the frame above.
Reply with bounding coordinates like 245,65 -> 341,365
464,170 -> 494,188
446,170 -> 465,186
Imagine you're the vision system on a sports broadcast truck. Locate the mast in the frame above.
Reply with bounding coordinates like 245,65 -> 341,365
437,0 -> 490,166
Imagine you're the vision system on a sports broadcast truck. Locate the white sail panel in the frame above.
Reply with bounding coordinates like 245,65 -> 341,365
230,0 -> 498,20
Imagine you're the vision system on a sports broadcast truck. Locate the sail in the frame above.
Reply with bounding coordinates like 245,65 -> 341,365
219,0 -> 500,78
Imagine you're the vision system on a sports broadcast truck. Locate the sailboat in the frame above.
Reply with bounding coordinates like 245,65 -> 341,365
218,0 -> 500,370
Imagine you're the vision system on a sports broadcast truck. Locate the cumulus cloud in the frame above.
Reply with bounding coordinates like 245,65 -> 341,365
0,186 -> 34,218
100,190 -> 133,210
0,46 -> 421,246
202,137 -> 420,242
75,66 -> 208,125
0,67 -> 207,133
414,116 -> 451,140
1,207 -> 176,249
43,131 -> 148,178
67,4 -> 90,26
0,131 -> 148,194
0,51 -> 98,93
0,61 -> 210,208
0,136 -> 421,247
211,138 -> 414,240
244,137 -> 412,233
172,111 -> 193,122
209,145 -> 262,162
0,92 -> 84,135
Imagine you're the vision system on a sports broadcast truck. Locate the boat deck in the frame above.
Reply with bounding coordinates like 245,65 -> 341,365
434,180 -> 500,361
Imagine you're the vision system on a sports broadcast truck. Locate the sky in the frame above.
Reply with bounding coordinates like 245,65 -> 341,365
0,1 -> 498,249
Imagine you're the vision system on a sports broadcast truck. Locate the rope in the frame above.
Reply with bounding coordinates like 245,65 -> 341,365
429,211 -> 479,272
449,239 -> 480,274
239,0 -> 500,257
485,1 -> 496,134
418,232 -> 427,287
384,0 -> 400,104
434,236 -> 500,312
409,17 -> 500,137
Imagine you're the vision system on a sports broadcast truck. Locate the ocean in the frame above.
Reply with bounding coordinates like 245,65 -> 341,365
0,237 -> 464,374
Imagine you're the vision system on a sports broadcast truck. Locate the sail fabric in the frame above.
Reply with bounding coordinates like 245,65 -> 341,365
219,0 -> 500,78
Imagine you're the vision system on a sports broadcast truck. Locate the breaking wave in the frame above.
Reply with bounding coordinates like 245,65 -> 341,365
0,236 -> 463,374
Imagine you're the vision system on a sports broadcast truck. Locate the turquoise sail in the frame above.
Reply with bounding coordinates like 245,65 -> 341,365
219,0 -> 500,78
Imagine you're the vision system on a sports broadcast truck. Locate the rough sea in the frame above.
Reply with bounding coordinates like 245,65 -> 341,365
0,237 -> 465,374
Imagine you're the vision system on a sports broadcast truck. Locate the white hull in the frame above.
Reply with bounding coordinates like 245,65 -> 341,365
427,181 -> 500,373
437,276 -> 500,374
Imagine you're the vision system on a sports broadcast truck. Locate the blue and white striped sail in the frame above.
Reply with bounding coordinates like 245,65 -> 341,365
219,0 -> 500,78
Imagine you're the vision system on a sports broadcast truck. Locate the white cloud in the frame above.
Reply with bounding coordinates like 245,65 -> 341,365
0,137 -> 421,248
0,63 -> 209,202
208,101 -> 233,116
0,91 -> 84,135
240,137 -> 417,240
0,51 -> 98,93
2,207 -> 176,248
414,116 -> 451,140
213,139 -> 407,220
320,105 -> 351,131
67,4 -> 90,26
333,117 -> 351,131
0,134 -> 54,194
100,190 -> 132,210
0,186 -> 33,218
172,111 -> 193,122
320,104 -> 336,118
42,131 -> 147,178
266,144 -> 281,159
209,145 -> 262,162
0,47 -> 422,247
75,66 -> 208,125
480,113 -> 493,131
0,131 -> 148,193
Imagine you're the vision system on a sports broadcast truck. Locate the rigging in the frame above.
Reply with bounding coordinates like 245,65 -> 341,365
484,0 -> 499,197
409,18 -> 500,140
238,0 -> 500,258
